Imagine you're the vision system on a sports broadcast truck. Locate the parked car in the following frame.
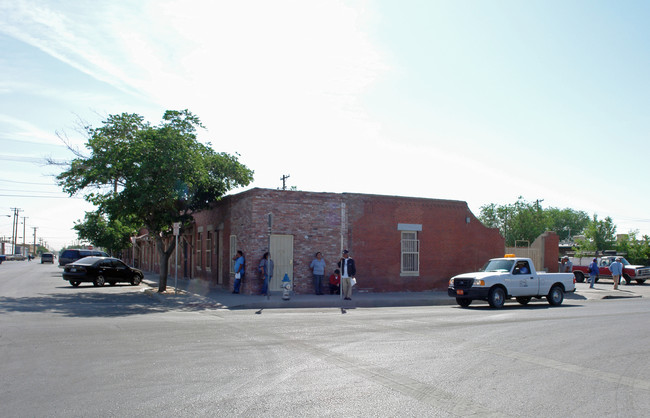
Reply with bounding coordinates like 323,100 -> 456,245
41,253 -> 54,264
62,257 -> 144,287
58,249 -> 109,267
6,254 -> 27,261
0,254 -> 5,264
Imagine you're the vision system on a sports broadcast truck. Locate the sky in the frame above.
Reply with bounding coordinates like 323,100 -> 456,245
1,0 -> 650,251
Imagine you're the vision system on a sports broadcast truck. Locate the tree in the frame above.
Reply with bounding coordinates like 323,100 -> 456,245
543,207 -> 590,242
575,215 -> 617,254
616,230 -> 650,265
479,197 -> 546,246
73,211 -> 138,256
479,198 -> 591,246
57,110 -> 254,291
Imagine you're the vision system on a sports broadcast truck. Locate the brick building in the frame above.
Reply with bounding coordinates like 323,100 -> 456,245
133,188 -> 506,294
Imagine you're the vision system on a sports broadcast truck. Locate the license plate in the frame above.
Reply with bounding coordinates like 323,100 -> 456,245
456,289 -> 464,295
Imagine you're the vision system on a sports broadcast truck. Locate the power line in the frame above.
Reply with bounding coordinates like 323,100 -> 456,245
0,179 -> 58,186
0,194 -> 83,199
0,189 -> 65,194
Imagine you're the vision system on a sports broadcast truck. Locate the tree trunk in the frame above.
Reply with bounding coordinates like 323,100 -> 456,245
156,234 -> 176,292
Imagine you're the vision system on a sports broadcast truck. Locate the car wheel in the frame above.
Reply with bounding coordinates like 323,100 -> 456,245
94,275 -> 106,287
516,296 -> 532,305
131,274 -> 142,286
574,272 -> 585,283
488,287 -> 506,309
70,281 -> 80,287
547,285 -> 564,306
456,298 -> 471,308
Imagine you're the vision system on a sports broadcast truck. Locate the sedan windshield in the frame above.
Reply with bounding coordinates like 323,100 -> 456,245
480,259 -> 514,273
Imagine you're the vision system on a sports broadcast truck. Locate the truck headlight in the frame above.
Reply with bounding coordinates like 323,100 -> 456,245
473,279 -> 485,286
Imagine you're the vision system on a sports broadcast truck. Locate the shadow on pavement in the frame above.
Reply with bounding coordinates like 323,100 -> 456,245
0,290 -> 221,318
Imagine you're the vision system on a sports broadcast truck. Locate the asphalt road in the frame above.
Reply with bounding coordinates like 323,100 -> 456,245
1,261 -> 650,417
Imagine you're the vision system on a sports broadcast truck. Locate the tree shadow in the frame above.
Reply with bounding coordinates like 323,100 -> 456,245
0,288 -> 221,318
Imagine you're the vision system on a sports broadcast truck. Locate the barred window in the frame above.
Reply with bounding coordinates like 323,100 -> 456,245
401,231 -> 419,275
196,232 -> 202,269
206,231 -> 212,270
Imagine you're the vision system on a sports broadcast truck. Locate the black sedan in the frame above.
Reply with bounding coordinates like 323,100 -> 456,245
62,257 -> 144,287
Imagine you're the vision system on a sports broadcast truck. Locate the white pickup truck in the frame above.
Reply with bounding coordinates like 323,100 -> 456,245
448,255 -> 576,308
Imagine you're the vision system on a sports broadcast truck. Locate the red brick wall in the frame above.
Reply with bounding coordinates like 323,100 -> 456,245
346,194 -> 504,292
137,188 -> 506,294
542,231 -> 560,272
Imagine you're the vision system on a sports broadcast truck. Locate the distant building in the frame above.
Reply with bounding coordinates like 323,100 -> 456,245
133,188 -> 506,294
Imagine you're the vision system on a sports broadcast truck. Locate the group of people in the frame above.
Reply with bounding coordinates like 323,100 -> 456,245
588,256 -> 624,290
562,255 -> 624,290
231,249 -> 357,299
309,250 -> 356,299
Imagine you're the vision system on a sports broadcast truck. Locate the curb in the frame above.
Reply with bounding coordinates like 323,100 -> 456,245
141,278 -> 643,310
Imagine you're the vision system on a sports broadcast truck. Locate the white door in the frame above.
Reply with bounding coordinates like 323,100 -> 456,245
270,234 -> 293,291
507,260 -> 537,296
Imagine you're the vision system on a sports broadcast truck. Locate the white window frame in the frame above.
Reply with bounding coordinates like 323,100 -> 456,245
401,231 -> 420,276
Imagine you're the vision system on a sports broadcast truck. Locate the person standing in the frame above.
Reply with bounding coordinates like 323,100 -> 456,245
338,250 -> 356,300
560,256 -> 573,273
610,257 -> 623,290
232,250 -> 245,294
309,252 -> 327,295
258,252 -> 274,296
588,258 -> 599,289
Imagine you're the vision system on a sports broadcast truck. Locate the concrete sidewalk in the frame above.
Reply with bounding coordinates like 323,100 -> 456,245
141,274 -> 643,310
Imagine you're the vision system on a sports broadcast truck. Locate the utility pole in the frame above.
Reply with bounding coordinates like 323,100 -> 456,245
22,216 -> 28,257
10,208 -> 21,255
32,227 -> 38,255
280,174 -> 290,190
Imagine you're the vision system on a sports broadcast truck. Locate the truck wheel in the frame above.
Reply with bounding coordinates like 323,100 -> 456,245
622,275 -> 632,285
456,298 -> 472,308
488,287 -> 506,309
574,272 -> 585,283
547,285 -> 564,306
636,279 -> 645,285
516,296 -> 531,305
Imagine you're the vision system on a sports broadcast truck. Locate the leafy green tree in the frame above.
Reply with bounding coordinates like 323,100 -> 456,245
57,110 -> 254,291
616,231 -> 650,265
479,198 -> 591,246
73,211 -> 138,256
543,207 -> 590,242
479,197 -> 546,246
575,215 -> 617,253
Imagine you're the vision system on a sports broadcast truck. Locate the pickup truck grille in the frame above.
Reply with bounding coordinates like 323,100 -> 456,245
636,268 -> 650,277
453,278 -> 474,289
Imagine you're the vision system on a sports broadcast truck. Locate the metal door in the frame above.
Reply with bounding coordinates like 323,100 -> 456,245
269,234 -> 293,291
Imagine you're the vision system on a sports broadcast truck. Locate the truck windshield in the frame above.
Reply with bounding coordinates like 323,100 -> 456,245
480,259 -> 514,273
